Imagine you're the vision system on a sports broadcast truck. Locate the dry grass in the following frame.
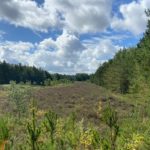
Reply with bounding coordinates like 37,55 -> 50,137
0,82 -> 134,123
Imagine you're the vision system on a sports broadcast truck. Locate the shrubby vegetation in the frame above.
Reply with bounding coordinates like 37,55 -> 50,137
0,83 -> 150,149
44,73 -> 90,86
91,10 -> 150,94
0,117 -> 9,150
44,78 -> 74,86
8,81 -> 31,119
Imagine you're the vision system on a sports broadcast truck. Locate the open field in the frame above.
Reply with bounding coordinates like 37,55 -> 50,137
34,82 -> 135,121
0,82 -> 150,149
0,82 -> 134,122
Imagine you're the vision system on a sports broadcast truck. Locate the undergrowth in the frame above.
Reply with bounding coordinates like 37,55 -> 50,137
0,82 -> 150,149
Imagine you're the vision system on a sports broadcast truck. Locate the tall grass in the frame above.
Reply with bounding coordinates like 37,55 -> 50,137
0,117 -> 9,150
2,83 -> 150,149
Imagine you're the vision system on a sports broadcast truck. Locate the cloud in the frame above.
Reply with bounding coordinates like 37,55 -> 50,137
0,41 -> 34,64
0,0 -> 21,21
0,0 -> 62,32
0,31 -> 121,74
0,0 -> 149,35
1,0 -> 145,74
111,0 -> 150,35
0,0 -> 113,33
30,31 -> 86,73
81,38 -> 121,71
45,0 -> 113,33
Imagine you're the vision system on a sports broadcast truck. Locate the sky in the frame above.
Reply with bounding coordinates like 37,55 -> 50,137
0,0 -> 150,74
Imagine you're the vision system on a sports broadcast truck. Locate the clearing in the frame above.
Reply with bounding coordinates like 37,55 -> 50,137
0,82 -> 134,123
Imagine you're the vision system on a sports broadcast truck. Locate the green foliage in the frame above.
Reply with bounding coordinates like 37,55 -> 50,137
101,102 -> 119,150
0,61 -> 90,86
2,95 -> 150,149
44,78 -> 51,86
27,100 -> 41,150
44,110 -> 58,144
92,11 -> 150,94
8,81 -> 31,118
129,63 -> 146,93
0,61 -> 51,85
0,117 -> 10,150
75,73 -> 90,81
50,79 -> 73,86
0,117 -> 9,142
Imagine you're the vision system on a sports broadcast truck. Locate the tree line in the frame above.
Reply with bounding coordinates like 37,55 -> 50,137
0,61 -> 89,85
91,10 -> 150,94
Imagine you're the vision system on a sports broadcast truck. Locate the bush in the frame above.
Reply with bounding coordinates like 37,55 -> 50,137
8,81 -> 31,118
0,117 -> 9,149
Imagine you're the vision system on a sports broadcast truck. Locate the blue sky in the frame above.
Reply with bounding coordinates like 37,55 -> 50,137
0,0 -> 149,74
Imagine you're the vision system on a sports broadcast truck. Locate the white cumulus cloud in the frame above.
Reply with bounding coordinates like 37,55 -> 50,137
45,0 -> 113,33
0,0 -> 113,33
0,31 -> 121,74
0,0 -> 62,32
111,0 -> 150,35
